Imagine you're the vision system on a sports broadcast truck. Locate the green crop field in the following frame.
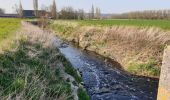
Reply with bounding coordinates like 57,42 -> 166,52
0,18 -> 21,51
0,18 -> 21,42
75,19 -> 170,29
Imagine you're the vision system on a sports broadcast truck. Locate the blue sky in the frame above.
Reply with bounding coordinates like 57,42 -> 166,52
0,0 -> 170,14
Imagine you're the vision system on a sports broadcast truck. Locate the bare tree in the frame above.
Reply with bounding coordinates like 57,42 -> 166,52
33,0 -> 38,17
12,2 -> 23,18
59,7 -> 78,19
18,1 -> 23,18
77,9 -> 85,20
51,0 -> 57,19
0,8 -> 5,14
41,5 -> 51,12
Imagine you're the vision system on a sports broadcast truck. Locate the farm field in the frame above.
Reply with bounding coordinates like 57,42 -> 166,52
74,19 -> 170,29
0,18 -> 21,51
0,18 -> 21,41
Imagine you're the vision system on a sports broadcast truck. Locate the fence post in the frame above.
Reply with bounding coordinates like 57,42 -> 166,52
157,46 -> 170,100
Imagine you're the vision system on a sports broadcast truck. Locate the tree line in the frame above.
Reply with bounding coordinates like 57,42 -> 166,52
111,10 -> 170,19
58,6 -> 101,20
14,0 -> 101,20
4,0 -> 170,20
41,4 -> 101,20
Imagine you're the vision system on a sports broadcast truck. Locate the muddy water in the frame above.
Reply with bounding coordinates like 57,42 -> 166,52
54,37 -> 159,100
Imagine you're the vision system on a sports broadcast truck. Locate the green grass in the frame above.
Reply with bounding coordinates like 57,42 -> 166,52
0,18 -> 21,41
0,39 -> 73,99
0,18 -> 21,51
78,88 -> 90,100
128,59 -> 160,76
72,19 -> 170,29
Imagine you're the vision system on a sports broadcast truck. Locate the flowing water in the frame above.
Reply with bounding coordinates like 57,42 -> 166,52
54,37 -> 159,100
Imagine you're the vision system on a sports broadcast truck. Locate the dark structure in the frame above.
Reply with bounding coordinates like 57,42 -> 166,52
23,10 -> 48,18
23,10 -> 35,18
0,14 -> 18,18
0,10 -> 49,18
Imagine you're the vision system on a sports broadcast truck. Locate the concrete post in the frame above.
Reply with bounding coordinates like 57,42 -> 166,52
157,46 -> 170,100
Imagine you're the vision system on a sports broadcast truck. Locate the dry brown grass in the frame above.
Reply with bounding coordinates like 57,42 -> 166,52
52,21 -> 170,77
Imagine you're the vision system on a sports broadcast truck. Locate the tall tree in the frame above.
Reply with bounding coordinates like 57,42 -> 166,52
91,4 -> 94,19
19,0 -> 23,18
95,7 -> 101,19
33,0 -> 38,17
78,9 -> 84,20
59,7 -> 77,19
51,0 -> 57,19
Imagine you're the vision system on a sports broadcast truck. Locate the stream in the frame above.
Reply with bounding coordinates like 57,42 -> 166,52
53,36 -> 159,100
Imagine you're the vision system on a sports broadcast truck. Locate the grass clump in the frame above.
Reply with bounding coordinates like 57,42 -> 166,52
0,39 -> 73,100
128,59 -> 160,76
51,21 -> 78,39
78,88 -> 90,100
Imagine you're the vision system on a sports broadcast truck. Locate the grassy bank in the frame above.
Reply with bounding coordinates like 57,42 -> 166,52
50,20 -> 170,77
0,21 -> 89,100
0,18 -> 21,51
0,40 -> 74,99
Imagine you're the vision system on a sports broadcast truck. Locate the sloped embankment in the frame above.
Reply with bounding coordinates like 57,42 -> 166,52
51,21 -> 170,77
0,22 -> 89,100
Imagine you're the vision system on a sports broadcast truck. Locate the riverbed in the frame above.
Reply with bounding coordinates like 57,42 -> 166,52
54,37 -> 159,100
